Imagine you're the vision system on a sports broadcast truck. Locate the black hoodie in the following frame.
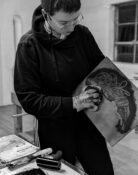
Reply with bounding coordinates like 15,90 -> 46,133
14,5 -> 104,149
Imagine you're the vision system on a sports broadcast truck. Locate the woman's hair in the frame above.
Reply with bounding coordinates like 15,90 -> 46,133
41,0 -> 81,16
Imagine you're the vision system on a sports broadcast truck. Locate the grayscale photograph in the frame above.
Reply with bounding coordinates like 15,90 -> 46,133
0,0 -> 138,175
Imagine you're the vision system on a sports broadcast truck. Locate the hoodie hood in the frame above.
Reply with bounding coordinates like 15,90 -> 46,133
32,5 -> 52,43
31,5 -> 79,83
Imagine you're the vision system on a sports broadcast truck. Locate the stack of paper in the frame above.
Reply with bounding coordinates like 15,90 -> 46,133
0,134 -> 39,168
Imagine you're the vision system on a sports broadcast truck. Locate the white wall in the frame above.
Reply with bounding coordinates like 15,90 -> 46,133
82,0 -> 138,84
82,0 -> 110,55
0,0 -> 40,105
0,34 -> 3,105
82,0 -> 134,57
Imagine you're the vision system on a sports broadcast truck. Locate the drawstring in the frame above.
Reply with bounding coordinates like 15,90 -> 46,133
50,46 -> 60,83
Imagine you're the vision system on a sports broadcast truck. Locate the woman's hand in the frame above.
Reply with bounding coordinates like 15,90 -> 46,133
73,85 -> 102,112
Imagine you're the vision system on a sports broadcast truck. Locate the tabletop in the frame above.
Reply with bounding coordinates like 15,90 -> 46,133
0,160 -> 87,175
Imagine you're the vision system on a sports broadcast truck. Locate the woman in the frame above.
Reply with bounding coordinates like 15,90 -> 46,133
14,0 -> 114,174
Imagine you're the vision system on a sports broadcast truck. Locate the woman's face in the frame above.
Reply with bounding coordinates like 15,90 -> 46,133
48,10 -> 81,36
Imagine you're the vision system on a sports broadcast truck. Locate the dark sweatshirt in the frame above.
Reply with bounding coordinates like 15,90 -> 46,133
14,5 -> 104,151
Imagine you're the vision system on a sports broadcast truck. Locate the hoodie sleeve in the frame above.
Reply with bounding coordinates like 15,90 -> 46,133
80,26 -> 105,69
14,41 -> 74,119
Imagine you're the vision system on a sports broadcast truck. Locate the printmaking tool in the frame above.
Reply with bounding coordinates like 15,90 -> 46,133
36,150 -> 62,170
36,157 -> 61,170
7,148 -> 53,170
